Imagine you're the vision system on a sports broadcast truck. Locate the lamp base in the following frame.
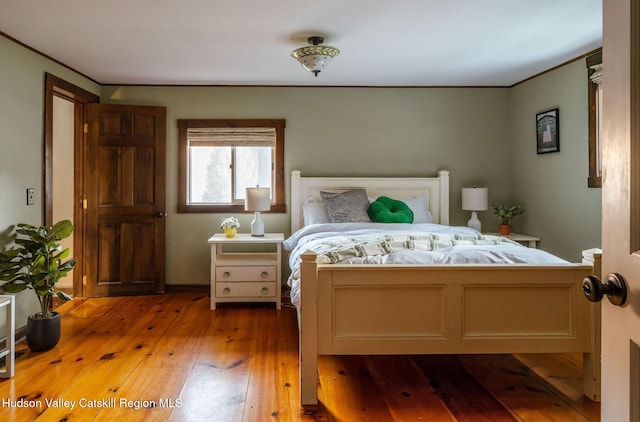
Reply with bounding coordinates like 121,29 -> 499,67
251,212 -> 265,237
467,211 -> 482,232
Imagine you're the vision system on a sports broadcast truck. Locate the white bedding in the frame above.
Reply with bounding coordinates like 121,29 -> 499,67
284,223 -> 568,307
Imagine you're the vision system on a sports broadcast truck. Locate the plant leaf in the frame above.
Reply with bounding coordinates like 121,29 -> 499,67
1,282 -> 28,293
50,220 -> 74,240
57,291 -> 73,301
54,248 -> 70,260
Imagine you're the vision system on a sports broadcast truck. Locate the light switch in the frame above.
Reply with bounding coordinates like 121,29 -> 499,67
26,188 -> 35,205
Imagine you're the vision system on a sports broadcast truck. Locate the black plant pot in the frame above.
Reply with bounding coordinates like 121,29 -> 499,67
26,311 -> 61,352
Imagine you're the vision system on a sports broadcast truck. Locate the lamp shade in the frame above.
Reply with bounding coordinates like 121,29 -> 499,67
291,36 -> 340,77
245,187 -> 271,212
461,187 -> 488,211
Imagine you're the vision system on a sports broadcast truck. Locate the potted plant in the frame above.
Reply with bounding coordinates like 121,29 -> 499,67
492,204 -> 524,235
220,216 -> 240,238
0,220 -> 76,352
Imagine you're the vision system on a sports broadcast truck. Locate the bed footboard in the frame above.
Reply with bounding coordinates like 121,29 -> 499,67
299,251 -> 596,405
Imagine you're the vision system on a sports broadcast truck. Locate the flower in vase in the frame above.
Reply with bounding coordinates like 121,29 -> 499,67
220,216 -> 240,229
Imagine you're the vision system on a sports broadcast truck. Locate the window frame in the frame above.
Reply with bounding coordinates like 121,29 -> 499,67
178,119 -> 286,213
587,50 -> 603,188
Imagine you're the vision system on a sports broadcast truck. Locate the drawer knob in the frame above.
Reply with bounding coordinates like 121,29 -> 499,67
261,271 -> 269,278
223,287 -> 231,294
223,271 -> 230,278
262,287 -> 269,294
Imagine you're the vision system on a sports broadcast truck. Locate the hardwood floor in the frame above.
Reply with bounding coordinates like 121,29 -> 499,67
0,294 -> 600,421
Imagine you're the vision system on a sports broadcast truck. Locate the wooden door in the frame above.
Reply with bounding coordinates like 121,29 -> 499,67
84,104 -> 166,297
600,0 -> 640,419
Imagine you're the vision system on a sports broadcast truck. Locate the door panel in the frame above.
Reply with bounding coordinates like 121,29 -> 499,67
85,104 -> 166,297
601,0 -> 640,420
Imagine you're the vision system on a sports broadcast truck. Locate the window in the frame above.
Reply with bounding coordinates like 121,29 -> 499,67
178,119 -> 286,213
587,50 -> 602,188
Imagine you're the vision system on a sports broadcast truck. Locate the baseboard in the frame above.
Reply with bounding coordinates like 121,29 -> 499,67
164,284 -> 210,294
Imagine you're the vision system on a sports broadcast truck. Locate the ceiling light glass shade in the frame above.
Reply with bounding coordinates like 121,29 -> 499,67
291,37 -> 340,77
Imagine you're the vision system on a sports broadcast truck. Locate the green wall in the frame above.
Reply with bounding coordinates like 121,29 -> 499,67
0,34 -> 601,331
0,36 -> 100,328
509,60 -> 602,261
101,85 -> 511,286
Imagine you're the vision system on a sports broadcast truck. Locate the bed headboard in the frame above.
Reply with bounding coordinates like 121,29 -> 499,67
290,170 -> 450,233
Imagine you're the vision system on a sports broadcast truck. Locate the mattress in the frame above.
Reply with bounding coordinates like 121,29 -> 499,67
284,222 -> 568,307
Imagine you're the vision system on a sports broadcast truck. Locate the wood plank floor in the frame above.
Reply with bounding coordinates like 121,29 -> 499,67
0,294 -> 600,421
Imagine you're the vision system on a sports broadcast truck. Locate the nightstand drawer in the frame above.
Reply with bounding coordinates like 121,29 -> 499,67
216,266 -> 276,282
216,282 -> 277,298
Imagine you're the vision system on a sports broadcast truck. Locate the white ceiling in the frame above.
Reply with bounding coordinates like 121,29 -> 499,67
0,0 -> 602,87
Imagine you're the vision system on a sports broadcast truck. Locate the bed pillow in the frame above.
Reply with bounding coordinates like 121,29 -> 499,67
403,195 -> 434,224
320,189 -> 372,223
368,196 -> 414,223
302,196 -> 330,225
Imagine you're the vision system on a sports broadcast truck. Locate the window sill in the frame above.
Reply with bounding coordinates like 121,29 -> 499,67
177,203 -> 286,214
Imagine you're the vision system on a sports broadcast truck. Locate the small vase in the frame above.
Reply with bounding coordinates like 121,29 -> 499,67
499,224 -> 511,236
224,227 -> 237,238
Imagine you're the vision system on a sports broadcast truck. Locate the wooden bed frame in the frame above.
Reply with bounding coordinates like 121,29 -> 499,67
290,170 -> 600,405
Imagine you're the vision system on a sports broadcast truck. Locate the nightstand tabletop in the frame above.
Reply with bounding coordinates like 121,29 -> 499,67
208,233 -> 284,244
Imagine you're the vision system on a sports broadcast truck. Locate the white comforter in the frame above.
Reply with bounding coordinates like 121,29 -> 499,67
284,223 -> 568,307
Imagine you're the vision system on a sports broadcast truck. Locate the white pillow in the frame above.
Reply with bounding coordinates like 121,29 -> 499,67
403,195 -> 433,224
302,196 -> 330,225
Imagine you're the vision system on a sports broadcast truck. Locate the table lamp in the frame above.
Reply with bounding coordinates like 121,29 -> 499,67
245,187 -> 271,236
461,187 -> 488,232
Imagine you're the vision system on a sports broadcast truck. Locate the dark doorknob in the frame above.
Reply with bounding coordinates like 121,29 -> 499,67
582,273 -> 628,306
154,211 -> 165,218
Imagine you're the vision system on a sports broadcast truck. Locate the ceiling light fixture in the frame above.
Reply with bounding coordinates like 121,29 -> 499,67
291,36 -> 340,77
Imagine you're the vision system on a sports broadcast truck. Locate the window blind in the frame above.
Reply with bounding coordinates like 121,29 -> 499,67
187,127 -> 276,147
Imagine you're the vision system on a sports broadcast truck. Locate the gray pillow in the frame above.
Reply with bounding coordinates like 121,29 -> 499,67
320,189 -> 372,223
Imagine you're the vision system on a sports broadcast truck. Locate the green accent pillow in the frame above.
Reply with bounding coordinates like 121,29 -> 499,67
367,196 -> 414,223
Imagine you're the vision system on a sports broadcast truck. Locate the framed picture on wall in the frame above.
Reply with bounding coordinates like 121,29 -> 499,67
536,108 -> 560,154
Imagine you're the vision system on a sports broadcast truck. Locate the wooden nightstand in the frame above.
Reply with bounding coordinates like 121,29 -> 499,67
486,232 -> 540,248
208,233 -> 284,310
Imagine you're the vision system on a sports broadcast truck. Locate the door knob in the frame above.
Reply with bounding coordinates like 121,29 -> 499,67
154,211 -> 165,218
582,273 -> 628,306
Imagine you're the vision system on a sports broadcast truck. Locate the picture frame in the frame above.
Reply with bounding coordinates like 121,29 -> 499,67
536,108 -> 560,154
